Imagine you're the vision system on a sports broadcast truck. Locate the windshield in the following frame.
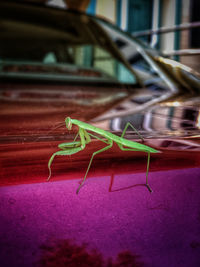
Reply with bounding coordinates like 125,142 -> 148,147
0,2 -> 137,84
94,18 -> 170,90
95,17 -> 200,94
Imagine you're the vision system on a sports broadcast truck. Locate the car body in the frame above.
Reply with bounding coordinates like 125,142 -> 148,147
0,0 -> 199,185
0,2 -> 200,266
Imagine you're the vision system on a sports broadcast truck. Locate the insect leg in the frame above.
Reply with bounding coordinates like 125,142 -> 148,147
121,122 -> 144,142
73,131 -> 80,142
117,145 -> 141,152
146,152 -> 152,193
83,129 -> 91,144
87,132 -> 110,144
79,127 -> 88,149
58,141 -> 82,150
47,146 -> 83,181
117,143 -> 152,193
76,139 -> 113,194
63,128 -> 90,147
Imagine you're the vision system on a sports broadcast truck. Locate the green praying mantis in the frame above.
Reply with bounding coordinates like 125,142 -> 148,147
47,117 -> 159,194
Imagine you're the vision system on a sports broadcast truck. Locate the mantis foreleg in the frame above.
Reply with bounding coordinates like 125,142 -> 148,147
68,128 -> 91,146
121,122 -> 144,142
58,141 -> 82,149
76,139 -> 113,194
47,127 -> 91,182
47,146 -> 83,181
78,127 -> 87,149
73,132 -> 80,142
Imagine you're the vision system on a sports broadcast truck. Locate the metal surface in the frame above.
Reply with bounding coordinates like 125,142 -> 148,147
0,1 -> 200,186
163,49 -> 200,56
1,3 -> 200,267
132,21 -> 200,37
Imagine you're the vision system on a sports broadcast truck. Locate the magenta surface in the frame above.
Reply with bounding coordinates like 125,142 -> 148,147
1,168 -> 200,266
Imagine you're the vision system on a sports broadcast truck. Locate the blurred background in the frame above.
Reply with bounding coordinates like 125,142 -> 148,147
49,0 -> 200,72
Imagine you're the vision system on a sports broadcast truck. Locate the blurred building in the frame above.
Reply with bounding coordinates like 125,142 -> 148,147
87,0 -> 200,72
48,0 -> 199,71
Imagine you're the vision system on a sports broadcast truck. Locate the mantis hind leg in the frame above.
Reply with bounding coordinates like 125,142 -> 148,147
117,143 -> 152,193
146,152 -> 152,193
121,122 -> 144,142
76,139 -> 113,194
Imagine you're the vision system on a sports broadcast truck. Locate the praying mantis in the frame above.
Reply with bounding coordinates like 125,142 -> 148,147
47,117 -> 159,194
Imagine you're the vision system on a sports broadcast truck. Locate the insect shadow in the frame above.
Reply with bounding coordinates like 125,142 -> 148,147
108,173 -> 149,193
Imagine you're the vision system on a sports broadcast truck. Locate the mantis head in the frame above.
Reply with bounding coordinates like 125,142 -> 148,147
65,117 -> 72,130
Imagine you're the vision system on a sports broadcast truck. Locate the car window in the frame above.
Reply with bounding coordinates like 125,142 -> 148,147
95,18 -> 171,93
0,4 -> 137,85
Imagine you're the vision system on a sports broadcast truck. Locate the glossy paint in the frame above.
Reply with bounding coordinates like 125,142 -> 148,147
0,2 -> 200,267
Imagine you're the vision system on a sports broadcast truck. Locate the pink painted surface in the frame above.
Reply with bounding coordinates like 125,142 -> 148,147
0,167 -> 200,266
